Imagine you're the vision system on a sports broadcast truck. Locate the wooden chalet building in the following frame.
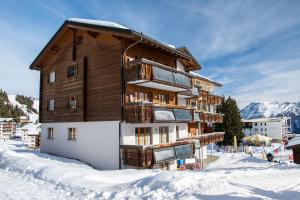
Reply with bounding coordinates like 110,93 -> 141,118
30,18 -> 224,170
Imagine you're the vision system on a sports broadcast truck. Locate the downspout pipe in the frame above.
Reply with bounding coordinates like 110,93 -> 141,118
119,34 -> 143,169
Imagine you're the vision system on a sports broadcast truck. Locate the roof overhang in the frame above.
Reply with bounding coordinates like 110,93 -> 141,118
30,19 -> 200,71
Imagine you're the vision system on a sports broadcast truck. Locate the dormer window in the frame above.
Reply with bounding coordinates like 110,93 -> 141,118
48,71 -> 56,83
67,65 -> 77,78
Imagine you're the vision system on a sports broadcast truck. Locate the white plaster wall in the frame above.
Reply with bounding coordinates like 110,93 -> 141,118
121,123 -> 188,145
176,60 -> 186,72
177,95 -> 187,106
251,121 -> 282,140
41,121 -> 120,170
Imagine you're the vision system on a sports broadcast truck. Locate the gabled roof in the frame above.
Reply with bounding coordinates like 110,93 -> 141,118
189,71 -> 223,87
30,18 -> 201,71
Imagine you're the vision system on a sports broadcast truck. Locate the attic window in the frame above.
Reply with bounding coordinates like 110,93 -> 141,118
76,36 -> 83,45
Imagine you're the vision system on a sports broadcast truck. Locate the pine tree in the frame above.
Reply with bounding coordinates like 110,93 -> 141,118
215,96 -> 244,145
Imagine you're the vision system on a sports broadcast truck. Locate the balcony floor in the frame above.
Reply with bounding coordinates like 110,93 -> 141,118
128,81 -> 188,92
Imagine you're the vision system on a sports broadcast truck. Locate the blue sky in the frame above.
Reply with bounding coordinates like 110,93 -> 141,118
0,0 -> 299,108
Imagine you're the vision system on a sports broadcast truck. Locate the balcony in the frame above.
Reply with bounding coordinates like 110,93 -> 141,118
177,132 -> 225,146
199,112 -> 224,123
121,140 -> 195,168
126,58 -> 192,92
125,104 -> 195,123
200,92 -> 223,105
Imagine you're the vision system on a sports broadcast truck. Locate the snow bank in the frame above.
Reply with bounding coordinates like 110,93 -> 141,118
0,140 -> 300,199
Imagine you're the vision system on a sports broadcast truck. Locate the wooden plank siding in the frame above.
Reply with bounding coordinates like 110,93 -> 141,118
125,42 -> 176,69
41,28 -> 123,122
38,27 -> 197,123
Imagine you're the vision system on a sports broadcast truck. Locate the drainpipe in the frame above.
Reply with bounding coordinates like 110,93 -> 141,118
119,34 -> 143,169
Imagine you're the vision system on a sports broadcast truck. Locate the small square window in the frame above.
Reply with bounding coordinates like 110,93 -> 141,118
47,99 -> 55,111
68,128 -> 76,141
48,71 -> 56,83
67,65 -> 77,78
47,128 -> 54,139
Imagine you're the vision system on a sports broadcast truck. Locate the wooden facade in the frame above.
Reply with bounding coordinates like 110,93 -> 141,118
30,19 -> 225,169
31,20 -> 200,124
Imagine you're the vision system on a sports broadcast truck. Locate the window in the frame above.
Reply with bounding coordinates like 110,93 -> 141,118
47,128 -> 54,139
135,127 -> 152,145
264,123 -> 267,126
261,128 -> 263,131
176,126 -> 179,139
254,128 -> 258,131
47,99 -> 55,111
260,123 -> 263,126
68,128 -> 76,141
69,96 -> 77,109
67,65 -> 77,78
159,127 -> 169,144
158,94 -> 168,104
254,123 -> 258,126
128,92 -> 150,103
48,71 -> 55,83
265,128 -> 267,131
265,134 -> 268,136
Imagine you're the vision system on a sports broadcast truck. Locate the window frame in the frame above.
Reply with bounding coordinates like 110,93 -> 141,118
48,71 -> 56,84
135,127 -> 152,145
68,96 -> 77,110
159,126 -> 169,144
67,65 -> 78,79
47,99 -> 55,111
47,128 -> 54,139
67,128 -> 77,141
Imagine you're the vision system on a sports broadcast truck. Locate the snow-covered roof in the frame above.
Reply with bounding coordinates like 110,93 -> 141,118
189,71 -> 222,86
286,136 -> 300,148
0,118 -> 14,122
21,123 -> 40,136
67,18 -> 129,30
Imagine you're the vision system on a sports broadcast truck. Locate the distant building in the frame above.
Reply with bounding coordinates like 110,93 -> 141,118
242,117 -> 291,142
0,118 -> 16,141
19,116 -> 31,125
20,124 -> 40,149
286,136 -> 300,164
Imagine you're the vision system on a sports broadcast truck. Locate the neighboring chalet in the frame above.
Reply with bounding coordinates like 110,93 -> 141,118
286,137 -> 300,164
0,118 -> 16,141
30,18 -> 224,170
242,117 -> 291,143
21,124 -> 41,149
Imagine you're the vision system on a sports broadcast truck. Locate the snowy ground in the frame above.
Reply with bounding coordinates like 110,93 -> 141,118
0,140 -> 299,200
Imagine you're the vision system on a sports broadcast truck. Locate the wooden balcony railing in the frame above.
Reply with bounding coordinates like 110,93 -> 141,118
199,92 -> 222,105
199,112 -> 224,123
121,140 -> 195,168
122,146 -> 153,168
126,58 -> 192,91
199,133 -> 224,145
126,105 -> 152,123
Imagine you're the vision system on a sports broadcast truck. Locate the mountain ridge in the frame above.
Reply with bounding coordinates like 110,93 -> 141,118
240,102 -> 300,134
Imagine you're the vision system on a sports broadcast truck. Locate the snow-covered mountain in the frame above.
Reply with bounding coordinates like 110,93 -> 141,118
8,94 -> 39,123
240,102 -> 300,133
